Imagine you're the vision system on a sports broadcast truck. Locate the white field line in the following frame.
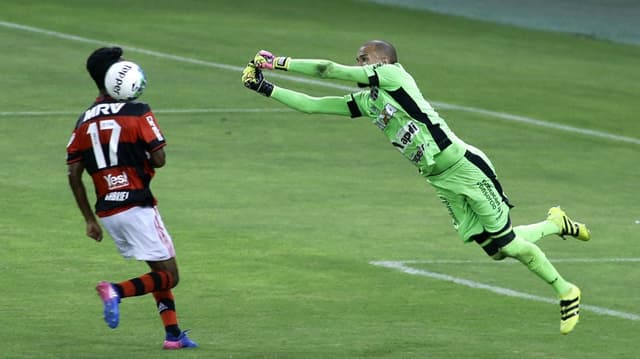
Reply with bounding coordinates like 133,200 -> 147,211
400,257 -> 640,264
370,259 -> 640,321
1,20 -> 639,146
0,108 -> 292,117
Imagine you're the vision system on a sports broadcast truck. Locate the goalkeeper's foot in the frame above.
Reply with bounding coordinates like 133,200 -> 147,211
547,206 -> 591,241
559,284 -> 581,335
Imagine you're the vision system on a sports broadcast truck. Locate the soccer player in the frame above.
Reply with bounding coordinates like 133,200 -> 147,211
241,40 -> 590,334
66,47 -> 197,349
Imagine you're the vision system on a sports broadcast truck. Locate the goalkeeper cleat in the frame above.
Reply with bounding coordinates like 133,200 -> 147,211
163,330 -> 199,350
96,281 -> 120,329
547,206 -> 591,241
559,285 -> 581,335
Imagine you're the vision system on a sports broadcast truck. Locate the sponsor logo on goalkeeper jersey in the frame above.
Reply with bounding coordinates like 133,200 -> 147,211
391,121 -> 419,152
375,103 -> 397,129
411,144 -> 425,163
104,172 -> 129,190
83,103 -> 126,122
477,179 -> 502,216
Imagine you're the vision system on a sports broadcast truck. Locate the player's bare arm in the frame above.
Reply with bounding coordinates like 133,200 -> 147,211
150,148 -> 166,168
67,161 -> 103,241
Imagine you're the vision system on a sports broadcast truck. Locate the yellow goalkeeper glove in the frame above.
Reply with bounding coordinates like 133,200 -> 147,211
241,63 -> 274,96
253,50 -> 290,71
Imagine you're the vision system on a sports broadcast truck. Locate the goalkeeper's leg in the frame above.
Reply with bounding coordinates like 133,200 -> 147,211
513,220 -> 559,243
514,207 -> 591,243
499,236 -> 581,334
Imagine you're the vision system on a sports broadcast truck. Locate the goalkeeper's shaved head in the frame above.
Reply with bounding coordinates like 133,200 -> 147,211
357,40 -> 398,65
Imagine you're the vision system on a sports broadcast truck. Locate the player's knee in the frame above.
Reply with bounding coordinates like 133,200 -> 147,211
499,237 -> 536,262
170,270 -> 180,287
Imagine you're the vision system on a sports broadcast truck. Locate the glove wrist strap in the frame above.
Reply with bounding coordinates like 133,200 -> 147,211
257,81 -> 274,97
274,57 -> 290,71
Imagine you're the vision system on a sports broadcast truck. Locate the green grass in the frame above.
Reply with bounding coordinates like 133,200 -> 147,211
1,1 -> 639,358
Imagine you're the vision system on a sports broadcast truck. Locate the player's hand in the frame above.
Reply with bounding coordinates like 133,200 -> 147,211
242,63 -> 274,96
254,50 -> 289,71
86,220 -> 103,242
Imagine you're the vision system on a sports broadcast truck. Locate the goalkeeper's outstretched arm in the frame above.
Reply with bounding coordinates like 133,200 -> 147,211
254,50 -> 369,84
242,63 -> 352,117
270,87 -> 351,116
288,59 -> 368,84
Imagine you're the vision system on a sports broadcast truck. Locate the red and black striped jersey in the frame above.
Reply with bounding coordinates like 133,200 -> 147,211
66,96 -> 166,217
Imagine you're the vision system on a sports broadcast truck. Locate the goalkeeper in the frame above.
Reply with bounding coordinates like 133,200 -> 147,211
242,40 -> 590,334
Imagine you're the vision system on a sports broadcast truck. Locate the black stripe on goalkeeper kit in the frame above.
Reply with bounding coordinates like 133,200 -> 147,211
386,88 -> 452,151
464,150 -> 513,208
489,217 -> 514,240
472,229 -> 515,256
368,72 -> 380,87
131,277 -> 146,296
347,95 -> 362,118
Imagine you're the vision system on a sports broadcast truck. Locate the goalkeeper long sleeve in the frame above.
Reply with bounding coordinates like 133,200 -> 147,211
270,86 -> 352,116
288,59 -> 370,83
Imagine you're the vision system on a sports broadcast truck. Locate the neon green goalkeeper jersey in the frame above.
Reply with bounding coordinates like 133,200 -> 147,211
270,60 -> 466,176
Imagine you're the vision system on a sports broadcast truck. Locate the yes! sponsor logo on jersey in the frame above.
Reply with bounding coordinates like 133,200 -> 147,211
103,171 -> 130,190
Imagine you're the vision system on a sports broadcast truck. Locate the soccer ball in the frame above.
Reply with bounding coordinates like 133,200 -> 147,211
104,61 -> 147,101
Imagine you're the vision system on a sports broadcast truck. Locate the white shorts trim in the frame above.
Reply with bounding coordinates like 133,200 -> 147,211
100,206 -> 176,261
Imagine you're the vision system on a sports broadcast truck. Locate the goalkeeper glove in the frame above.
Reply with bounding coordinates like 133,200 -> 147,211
254,50 -> 290,71
242,63 -> 274,97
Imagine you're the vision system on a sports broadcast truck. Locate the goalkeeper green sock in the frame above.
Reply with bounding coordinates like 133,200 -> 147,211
500,237 -> 572,296
513,220 -> 559,243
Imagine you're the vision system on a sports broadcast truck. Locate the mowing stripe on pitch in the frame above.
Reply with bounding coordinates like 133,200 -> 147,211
1,20 -> 639,146
370,259 -> 640,321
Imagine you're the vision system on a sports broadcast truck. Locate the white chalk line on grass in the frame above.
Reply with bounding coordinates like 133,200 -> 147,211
400,257 -> 640,264
1,20 -> 639,146
370,258 -> 640,321
0,108 -> 292,117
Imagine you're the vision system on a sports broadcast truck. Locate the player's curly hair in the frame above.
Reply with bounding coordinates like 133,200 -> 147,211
86,47 -> 123,90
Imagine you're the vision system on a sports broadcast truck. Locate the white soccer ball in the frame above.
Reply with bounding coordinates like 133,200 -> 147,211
104,61 -> 147,101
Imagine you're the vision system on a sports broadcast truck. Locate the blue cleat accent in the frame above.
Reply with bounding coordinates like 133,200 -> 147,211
95,281 -> 120,329
163,330 -> 198,350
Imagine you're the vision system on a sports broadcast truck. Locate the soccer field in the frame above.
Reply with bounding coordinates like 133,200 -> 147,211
1,1 -> 639,358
